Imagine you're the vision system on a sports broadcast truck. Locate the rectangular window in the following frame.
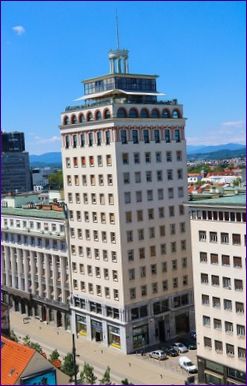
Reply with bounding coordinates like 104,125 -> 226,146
134,152 -> 140,164
125,192 -> 131,204
232,234 -> 241,245
122,153 -> 129,165
210,254 -> 218,265
212,297 -> 220,308
106,154 -> 112,166
234,279 -> 243,291
155,151 -> 162,162
210,232 -> 217,242
167,169 -> 173,180
221,233 -> 229,244
146,171 -> 152,182
97,155 -> 103,166
224,299 -> 232,311
168,188 -> 174,199
147,190 -> 153,201
123,172 -> 130,184
145,152 -> 151,163
135,172 -> 141,183
202,294 -> 209,305
233,256 -> 242,268
226,344 -> 234,357
222,254 -> 230,266
128,249 -> 134,262
204,337 -> 212,349
211,275 -> 219,286
203,315 -> 211,327
140,266 -> 146,278
213,319 -> 222,330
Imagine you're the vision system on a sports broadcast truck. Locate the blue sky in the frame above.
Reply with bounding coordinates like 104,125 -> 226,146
2,1 -> 246,154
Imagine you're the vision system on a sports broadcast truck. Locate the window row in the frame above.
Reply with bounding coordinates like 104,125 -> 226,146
124,189 -> 184,203
71,230 -> 117,247
3,233 -> 66,251
63,107 -> 183,126
201,274 -> 243,291
128,265 -> 188,280
122,170 -> 184,185
199,252 -> 242,268
191,209 -> 246,223
127,250 -> 188,268
70,213 -> 115,230
73,280 -> 119,300
68,193 -> 114,211
2,218 -> 64,233
67,174 -> 113,190
129,277 -> 187,299
73,297 -> 120,320
202,316 -> 245,336
72,263 -> 119,281
126,226 -> 186,241
118,128 -> 182,144
201,295 -> 244,313
126,238 -> 187,254
66,154 -> 112,168
71,248 -> 117,262
203,337 -> 246,359
122,151 -> 183,165
199,231 -> 243,245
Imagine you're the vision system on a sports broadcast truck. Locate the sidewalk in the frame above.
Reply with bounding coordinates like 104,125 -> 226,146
9,311 -> 187,385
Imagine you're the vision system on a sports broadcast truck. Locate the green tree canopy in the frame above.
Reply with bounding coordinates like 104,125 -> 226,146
100,366 -> 111,384
79,363 -> 97,384
49,349 -> 60,362
61,352 -> 79,379
48,170 -> 63,190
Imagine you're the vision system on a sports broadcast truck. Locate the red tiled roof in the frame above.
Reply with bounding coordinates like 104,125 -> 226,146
1,336 -> 35,385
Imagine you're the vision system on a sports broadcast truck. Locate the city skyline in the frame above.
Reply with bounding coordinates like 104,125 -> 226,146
2,1 -> 246,154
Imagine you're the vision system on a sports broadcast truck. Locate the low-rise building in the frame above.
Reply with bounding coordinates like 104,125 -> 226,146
1,335 -> 69,385
187,194 -> 246,385
1,204 -> 71,330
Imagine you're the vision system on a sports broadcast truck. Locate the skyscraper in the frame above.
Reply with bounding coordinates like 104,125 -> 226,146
60,49 -> 194,353
1,131 -> 32,194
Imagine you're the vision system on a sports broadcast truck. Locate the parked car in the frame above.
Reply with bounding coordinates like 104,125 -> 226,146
166,347 -> 179,357
187,342 -> 197,350
178,356 -> 198,374
190,330 -> 196,339
149,350 -> 167,360
173,342 -> 188,353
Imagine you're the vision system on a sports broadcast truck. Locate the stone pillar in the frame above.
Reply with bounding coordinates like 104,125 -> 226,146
5,247 -> 10,287
10,247 -> 17,289
60,256 -> 66,303
52,255 -> 58,300
16,249 -> 23,290
38,253 -> 43,297
30,252 -> 36,294
45,254 -> 51,299
23,251 -> 29,292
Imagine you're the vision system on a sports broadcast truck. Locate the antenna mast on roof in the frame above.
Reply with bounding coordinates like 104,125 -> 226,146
116,9 -> 120,49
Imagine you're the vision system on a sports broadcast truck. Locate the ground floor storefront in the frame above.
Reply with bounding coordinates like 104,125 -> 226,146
72,304 -> 195,354
1,288 -> 70,330
197,356 -> 246,385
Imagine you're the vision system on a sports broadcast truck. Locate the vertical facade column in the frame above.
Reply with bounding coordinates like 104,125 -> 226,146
60,256 -> 66,303
37,252 -> 43,297
16,249 -> 23,290
45,254 -> 50,299
5,247 -> 11,287
52,255 -> 58,300
23,251 -> 29,292
30,251 -> 36,294
10,247 -> 17,289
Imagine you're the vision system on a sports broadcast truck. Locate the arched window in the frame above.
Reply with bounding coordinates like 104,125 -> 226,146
71,115 -> 77,124
78,113 -> 85,123
95,111 -> 102,121
104,109 -> 111,119
87,112 -> 93,121
72,135 -> 77,148
105,130 -> 111,145
132,130 -> 139,144
140,108 -> 149,118
80,133 -> 85,147
88,132 -> 93,147
165,129 -> 171,143
175,129 -> 181,143
97,131 -> 102,146
154,130 -> 160,143
129,108 -> 138,118
162,109 -> 170,118
121,130 -> 127,144
151,109 -> 160,119
63,116 -> 69,125
172,110 -> 180,119
65,135 -> 70,149
117,108 -> 127,118
143,129 -> 150,144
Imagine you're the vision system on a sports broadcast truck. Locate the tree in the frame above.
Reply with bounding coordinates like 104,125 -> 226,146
49,349 -> 60,362
61,352 -> 79,379
48,170 -> 63,190
121,378 -> 130,384
10,330 -> 19,343
100,366 -> 111,384
79,363 -> 97,384
29,342 -> 43,353
23,335 -> 31,345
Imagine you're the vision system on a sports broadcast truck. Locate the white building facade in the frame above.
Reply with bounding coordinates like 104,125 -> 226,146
60,49 -> 194,353
1,206 -> 71,329
188,194 -> 246,384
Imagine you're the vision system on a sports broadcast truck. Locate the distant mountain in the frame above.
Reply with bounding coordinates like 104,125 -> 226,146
187,147 -> 246,161
187,143 -> 245,154
30,152 -> 62,167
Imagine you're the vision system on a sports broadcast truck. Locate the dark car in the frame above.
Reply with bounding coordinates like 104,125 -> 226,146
166,347 -> 179,357
187,342 -> 197,350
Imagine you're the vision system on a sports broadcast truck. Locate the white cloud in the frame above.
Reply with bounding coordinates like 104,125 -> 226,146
33,135 -> 60,144
12,25 -> 25,36
222,120 -> 244,128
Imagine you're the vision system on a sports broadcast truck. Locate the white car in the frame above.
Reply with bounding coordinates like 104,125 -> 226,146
179,356 -> 198,374
149,350 -> 167,360
173,342 -> 188,353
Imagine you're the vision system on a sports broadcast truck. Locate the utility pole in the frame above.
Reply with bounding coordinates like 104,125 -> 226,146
72,333 -> 77,385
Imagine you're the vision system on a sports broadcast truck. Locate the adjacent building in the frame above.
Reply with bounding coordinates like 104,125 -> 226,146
187,194 -> 246,384
1,131 -> 32,194
1,201 -> 71,330
60,49 -> 194,353
1,335 -> 69,385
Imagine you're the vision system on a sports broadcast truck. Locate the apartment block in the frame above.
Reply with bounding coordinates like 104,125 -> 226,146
60,49 -> 194,353
188,194 -> 246,384
1,203 -> 71,329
